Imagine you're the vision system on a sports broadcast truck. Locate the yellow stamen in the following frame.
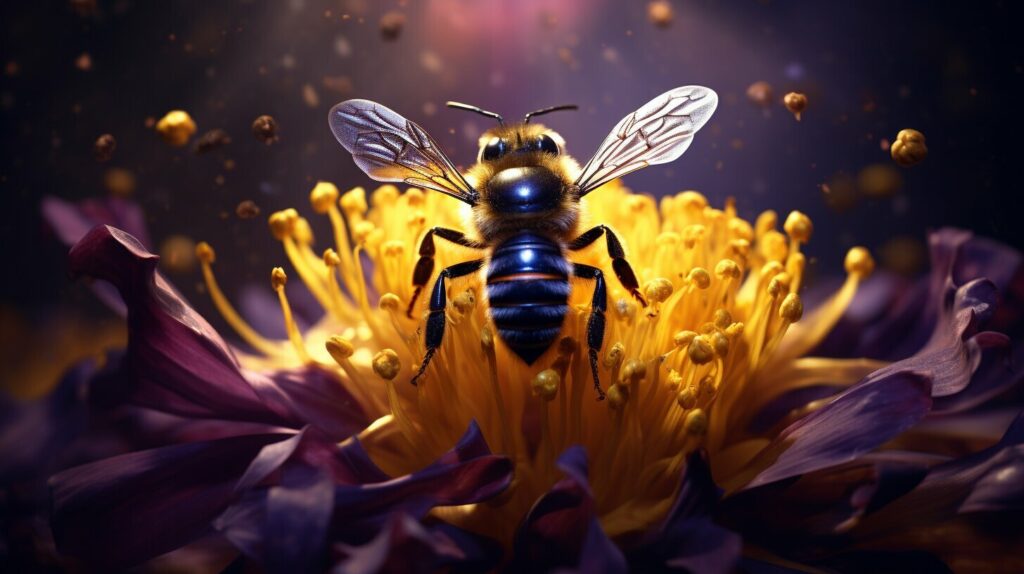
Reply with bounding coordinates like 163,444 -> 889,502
271,267 -> 312,364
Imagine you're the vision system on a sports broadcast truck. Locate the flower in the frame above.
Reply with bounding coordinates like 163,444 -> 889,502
40,180 -> 1024,571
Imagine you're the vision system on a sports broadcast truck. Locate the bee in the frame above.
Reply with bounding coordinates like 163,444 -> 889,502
329,86 -> 717,398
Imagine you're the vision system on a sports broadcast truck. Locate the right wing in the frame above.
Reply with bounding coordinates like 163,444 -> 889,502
329,99 -> 479,205
573,86 -> 718,198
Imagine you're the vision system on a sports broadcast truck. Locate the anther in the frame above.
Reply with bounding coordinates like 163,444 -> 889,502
678,191 -> 708,210
352,221 -> 375,244
340,187 -> 368,216
293,217 -> 315,244
767,278 -> 782,298
604,342 -> 625,369
667,369 -> 684,390
783,210 -> 813,243
682,225 -> 706,248
674,330 -> 698,348
755,210 -> 778,237
779,293 -> 804,322
325,335 -> 355,362
698,375 -> 716,397
729,218 -> 754,241
372,349 -> 402,380
713,309 -> 732,329
271,267 -> 288,290
760,230 -> 788,262
687,268 -> 711,289
725,322 -> 745,337
845,246 -> 875,278
677,387 -> 697,409
684,409 -> 709,436
309,181 -> 340,214
379,293 -> 401,311
383,240 -> 405,257
606,383 -> 629,410
712,331 -> 730,357
195,241 -> 215,264
532,369 -> 560,401
323,248 -> 341,267
656,232 -> 680,246
268,210 -> 295,240
688,335 -> 715,364
643,278 -> 674,305
621,359 -> 646,385
405,188 -> 424,206
715,259 -> 741,280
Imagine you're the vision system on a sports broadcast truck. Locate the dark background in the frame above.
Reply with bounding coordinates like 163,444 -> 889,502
2,0 -> 1023,337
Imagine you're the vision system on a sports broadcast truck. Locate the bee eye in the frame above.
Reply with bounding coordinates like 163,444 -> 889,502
536,134 -> 559,156
482,137 -> 507,161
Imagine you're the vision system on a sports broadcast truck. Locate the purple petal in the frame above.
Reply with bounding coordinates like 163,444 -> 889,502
333,513 -> 500,574
50,432 -> 294,569
67,225 -> 366,437
746,372 -> 932,488
511,446 -> 625,573
42,196 -> 151,250
265,465 -> 335,573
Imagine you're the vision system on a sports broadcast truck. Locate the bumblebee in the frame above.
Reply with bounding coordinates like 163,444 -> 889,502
329,86 -> 717,398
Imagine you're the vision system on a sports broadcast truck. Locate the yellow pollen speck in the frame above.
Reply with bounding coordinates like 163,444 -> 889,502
643,278 -> 673,304
606,383 -> 629,410
378,293 -> 401,311
677,387 -> 697,409
684,409 -> 709,435
674,330 -> 698,348
309,181 -> 340,213
783,211 -> 813,243
604,342 -> 625,368
480,325 -> 495,350
688,335 -> 715,364
687,268 -> 711,289
715,259 -> 741,280
780,293 -> 804,322
621,359 -> 647,385
270,267 -> 287,290
155,110 -> 196,147
845,246 -> 875,278
195,241 -> 215,264
453,289 -> 476,314
325,335 -> 355,361
532,369 -> 560,401
341,187 -> 368,215
372,349 -> 401,380
667,369 -> 684,390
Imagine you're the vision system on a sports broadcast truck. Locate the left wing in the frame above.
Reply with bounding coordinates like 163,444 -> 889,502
573,86 -> 718,198
329,99 -> 479,205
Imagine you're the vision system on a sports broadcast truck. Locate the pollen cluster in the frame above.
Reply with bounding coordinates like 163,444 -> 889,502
196,180 -> 874,546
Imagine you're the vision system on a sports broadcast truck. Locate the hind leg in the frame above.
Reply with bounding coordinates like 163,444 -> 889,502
411,259 -> 484,386
572,263 -> 608,400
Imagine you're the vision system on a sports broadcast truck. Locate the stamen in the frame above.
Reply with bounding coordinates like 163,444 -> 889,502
271,267 -> 312,364
195,242 -> 282,357
269,209 -> 334,311
532,369 -> 559,472
481,326 -> 516,458
372,348 -> 419,446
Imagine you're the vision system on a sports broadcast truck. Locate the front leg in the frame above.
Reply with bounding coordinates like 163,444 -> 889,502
568,225 -> 647,307
408,227 -> 484,318
411,259 -> 484,386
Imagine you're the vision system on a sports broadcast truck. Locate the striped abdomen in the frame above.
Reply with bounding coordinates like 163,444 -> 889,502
486,232 -> 570,365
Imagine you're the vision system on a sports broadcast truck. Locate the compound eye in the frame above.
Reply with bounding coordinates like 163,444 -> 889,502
482,137 -> 507,161
536,134 -> 559,156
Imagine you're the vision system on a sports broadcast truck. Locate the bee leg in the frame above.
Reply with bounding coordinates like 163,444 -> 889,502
408,227 -> 483,318
411,258 -> 484,386
572,263 -> 608,401
568,225 -> 647,307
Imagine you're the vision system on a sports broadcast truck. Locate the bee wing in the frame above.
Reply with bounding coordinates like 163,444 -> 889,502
574,86 -> 718,197
329,99 -> 478,205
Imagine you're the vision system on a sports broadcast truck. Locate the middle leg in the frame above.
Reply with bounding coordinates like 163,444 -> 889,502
568,225 -> 647,307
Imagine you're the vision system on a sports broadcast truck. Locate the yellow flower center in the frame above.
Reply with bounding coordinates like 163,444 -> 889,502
195,180 -> 875,547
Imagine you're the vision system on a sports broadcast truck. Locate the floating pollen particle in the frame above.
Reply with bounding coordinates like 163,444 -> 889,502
857,163 -> 903,198
379,11 -> 405,41
879,235 -> 926,276
647,1 -> 674,28
159,235 -> 198,274
93,133 -> 116,162
251,115 -> 278,145
156,110 -> 197,147
783,92 -> 808,121
746,81 -> 773,108
322,75 -> 353,96
193,129 -> 231,155
890,128 -> 927,167
235,200 -> 260,219
103,167 -> 136,197
74,52 -> 92,71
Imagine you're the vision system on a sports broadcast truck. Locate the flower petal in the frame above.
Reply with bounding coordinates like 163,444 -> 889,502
510,446 -> 626,573
67,225 -> 367,437
743,372 -> 933,489
50,432 -> 294,569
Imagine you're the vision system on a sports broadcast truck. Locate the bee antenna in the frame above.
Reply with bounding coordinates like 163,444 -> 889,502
523,104 -> 578,124
446,101 -> 504,126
